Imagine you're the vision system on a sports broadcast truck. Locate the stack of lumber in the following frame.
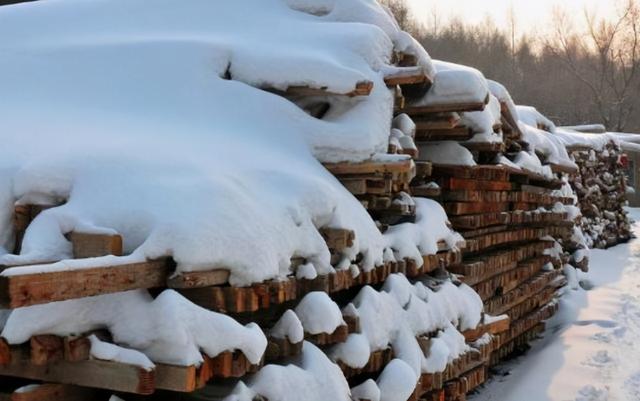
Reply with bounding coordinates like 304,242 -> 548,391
429,163 -> 570,361
2,36 -> 627,401
0,52 -> 479,401
567,141 -> 632,248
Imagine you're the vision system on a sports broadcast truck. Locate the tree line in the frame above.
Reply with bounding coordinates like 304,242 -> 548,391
382,0 -> 640,133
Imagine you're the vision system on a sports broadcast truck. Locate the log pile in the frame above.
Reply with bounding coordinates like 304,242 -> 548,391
568,141 -> 632,249
0,35 -> 633,401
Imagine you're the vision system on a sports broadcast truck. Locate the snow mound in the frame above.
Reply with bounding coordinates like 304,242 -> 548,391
1,289 -> 267,366
516,105 -> 556,132
408,60 -> 489,108
418,141 -> 477,166
234,342 -> 352,401
0,0 -> 437,286
294,292 -> 345,335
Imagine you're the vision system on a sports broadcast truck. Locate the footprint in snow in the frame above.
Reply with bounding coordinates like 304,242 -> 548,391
623,372 -> 640,400
582,350 -> 613,368
575,385 -> 609,401
575,320 -> 618,329
591,331 -> 614,343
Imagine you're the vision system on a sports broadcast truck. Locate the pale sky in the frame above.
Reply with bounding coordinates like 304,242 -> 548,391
406,0 -> 621,33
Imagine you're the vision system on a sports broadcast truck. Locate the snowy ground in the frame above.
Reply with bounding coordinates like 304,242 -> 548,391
471,208 -> 640,401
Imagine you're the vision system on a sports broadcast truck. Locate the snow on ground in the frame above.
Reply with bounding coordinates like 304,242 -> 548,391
471,208 -> 640,401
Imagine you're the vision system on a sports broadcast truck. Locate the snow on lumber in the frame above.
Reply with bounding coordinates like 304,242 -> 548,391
516,106 -> 557,133
417,142 -> 477,167
229,342 -> 352,401
0,0 -> 444,287
404,60 -> 489,112
462,95 -> 503,144
1,290 -> 267,366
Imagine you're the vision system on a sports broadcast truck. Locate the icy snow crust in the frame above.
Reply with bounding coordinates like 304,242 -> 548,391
0,0 -> 441,286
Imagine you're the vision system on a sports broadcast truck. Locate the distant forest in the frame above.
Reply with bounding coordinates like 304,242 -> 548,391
383,0 -> 640,133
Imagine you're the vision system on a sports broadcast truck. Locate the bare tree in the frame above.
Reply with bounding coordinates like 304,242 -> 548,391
544,0 -> 640,131
378,0 -> 416,33
429,4 -> 441,36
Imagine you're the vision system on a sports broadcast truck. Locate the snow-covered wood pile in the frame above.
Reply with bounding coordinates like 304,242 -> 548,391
398,64 -> 578,380
0,1 -> 635,401
565,141 -> 632,249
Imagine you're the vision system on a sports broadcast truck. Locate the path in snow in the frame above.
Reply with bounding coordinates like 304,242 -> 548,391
471,208 -> 640,401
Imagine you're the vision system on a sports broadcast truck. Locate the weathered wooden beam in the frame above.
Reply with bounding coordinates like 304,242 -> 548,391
436,177 -> 512,191
401,101 -> 487,115
0,347 -> 155,395
500,101 -> 523,140
265,80 -> 373,97
412,115 -> 461,131
323,158 -> 415,177
463,315 -> 511,342
30,336 -> 63,366
305,324 -> 349,346
167,269 -> 230,289
0,259 -> 173,309
443,202 -> 510,216
415,127 -> 472,142
549,162 -> 579,175
460,141 -> 506,153
384,66 -> 431,86
265,337 -> 303,363
411,184 -> 441,198
0,339 -> 10,366
154,363 -> 198,392
319,228 -> 355,252
69,232 -> 123,259
430,164 -> 510,181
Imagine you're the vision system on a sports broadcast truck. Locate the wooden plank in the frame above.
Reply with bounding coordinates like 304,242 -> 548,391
167,269 -> 230,289
0,259 -> 173,309
267,80 -> 373,97
69,232 -> 123,259
384,66 -> 431,86
0,347 -> 155,395
305,324 -> 349,346
415,161 -> 433,178
441,190 -> 509,203
401,101 -> 487,115
320,228 -> 355,251
460,141 -> 505,153
323,158 -> 414,177
484,270 -> 562,316
265,337 -> 303,362
437,177 -> 512,191
413,115 -> 460,131
450,242 -> 551,285
430,164 -> 510,181
549,162 -> 579,175
63,335 -> 91,363
411,184 -> 441,198
500,101 -> 523,140
415,127 -> 472,142
0,339 -> 10,366
401,94 -> 489,115
155,364 -> 197,392
443,202 -> 509,216
30,336 -> 63,366
9,383 -> 98,401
